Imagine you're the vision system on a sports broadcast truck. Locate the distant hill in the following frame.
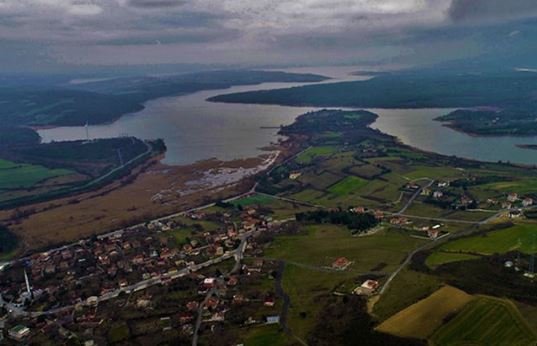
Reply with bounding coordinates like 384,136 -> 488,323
0,70 -> 327,128
209,70 -> 537,109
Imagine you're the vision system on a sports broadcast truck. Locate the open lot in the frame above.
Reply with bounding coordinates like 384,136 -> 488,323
377,286 -> 474,340
373,269 -> 442,322
280,263 -> 357,341
431,296 -> 537,346
230,194 -> 274,207
295,146 -> 338,165
328,176 -> 368,196
426,252 -> 481,268
440,222 -> 537,255
0,159 -> 73,190
242,325 -> 288,346
266,224 -> 427,274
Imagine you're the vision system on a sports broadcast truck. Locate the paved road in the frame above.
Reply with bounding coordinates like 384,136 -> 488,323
192,287 -> 217,346
378,210 -> 504,296
389,213 -> 481,225
275,261 -> 291,334
395,179 -> 434,215
83,140 -> 153,190
191,231 -> 252,346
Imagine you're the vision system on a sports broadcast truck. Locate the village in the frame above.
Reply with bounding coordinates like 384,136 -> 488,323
0,190 -> 416,345
0,201 -> 291,344
1,168 -> 535,344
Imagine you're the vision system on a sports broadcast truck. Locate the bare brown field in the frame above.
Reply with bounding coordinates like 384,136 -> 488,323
376,286 -> 474,340
0,155 -> 269,253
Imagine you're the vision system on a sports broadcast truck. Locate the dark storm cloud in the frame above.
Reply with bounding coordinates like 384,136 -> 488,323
448,0 -> 537,23
2,0 -> 537,71
127,0 -> 187,9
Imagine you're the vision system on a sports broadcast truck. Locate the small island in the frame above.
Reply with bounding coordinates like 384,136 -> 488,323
435,108 -> 537,136
517,144 -> 537,150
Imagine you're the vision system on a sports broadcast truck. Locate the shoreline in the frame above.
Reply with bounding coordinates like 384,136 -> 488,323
438,122 -> 537,138
0,131 -> 302,256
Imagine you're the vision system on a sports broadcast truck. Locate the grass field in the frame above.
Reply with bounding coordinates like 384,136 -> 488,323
169,228 -> 193,246
319,152 -> 358,172
263,224 -> 428,339
440,223 -> 537,255
295,146 -> 338,165
231,194 -> 275,207
328,176 -> 368,196
481,178 -> 537,195
0,159 -> 73,190
281,263 -> 356,341
173,216 -> 220,232
431,296 -> 537,346
377,286 -> 474,340
373,269 -> 442,321
297,171 -> 342,190
242,325 -> 288,346
402,166 -> 464,181
289,188 -> 325,203
265,225 -> 426,274
348,164 -> 384,178
426,252 -> 481,268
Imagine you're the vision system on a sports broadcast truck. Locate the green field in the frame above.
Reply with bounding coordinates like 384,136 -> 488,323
373,269 -> 442,321
231,194 -> 275,207
242,325 -> 287,346
264,223 -> 429,339
481,178 -> 537,195
168,229 -> 193,246
377,286 -> 474,340
426,252 -> 481,268
295,146 -> 338,165
266,224 -> 426,274
403,166 -> 464,180
348,164 -> 384,178
297,171 -> 342,190
289,188 -> 326,203
440,223 -> 537,255
431,297 -> 537,346
328,176 -> 368,196
173,216 -> 220,232
0,159 -> 72,190
281,263 -> 356,341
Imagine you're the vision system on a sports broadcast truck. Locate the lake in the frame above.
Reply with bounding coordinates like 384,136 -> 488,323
38,67 -> 537,166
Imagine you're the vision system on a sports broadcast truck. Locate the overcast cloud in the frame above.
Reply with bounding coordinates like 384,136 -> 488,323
0,0 -> 536,72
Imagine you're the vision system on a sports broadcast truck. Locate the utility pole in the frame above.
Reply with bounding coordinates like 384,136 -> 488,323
85,121 -> 90,142
23,268 -> 33,300
529,235 -> 536,274
117,148 -> 124,166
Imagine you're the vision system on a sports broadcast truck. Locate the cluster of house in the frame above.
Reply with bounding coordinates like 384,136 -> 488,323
1,228 -> 192,309
0,205 -> 284,343
350,206 -> 385,221
485,192 -> 534,219
421,181 -> 478,209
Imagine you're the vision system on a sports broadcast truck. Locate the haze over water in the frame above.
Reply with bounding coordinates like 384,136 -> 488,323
39,67 -> 537,166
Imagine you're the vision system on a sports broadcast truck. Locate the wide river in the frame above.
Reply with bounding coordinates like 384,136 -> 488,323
39,66 -> 537,165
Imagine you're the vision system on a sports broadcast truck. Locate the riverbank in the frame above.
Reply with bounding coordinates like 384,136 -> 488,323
0,134 -> 302,256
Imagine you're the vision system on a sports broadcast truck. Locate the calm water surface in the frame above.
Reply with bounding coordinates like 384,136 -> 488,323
39,67 -> 537,165
371,108 -> 537,165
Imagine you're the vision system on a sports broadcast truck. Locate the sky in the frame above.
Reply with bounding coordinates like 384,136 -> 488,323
1,0 -> 537,73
